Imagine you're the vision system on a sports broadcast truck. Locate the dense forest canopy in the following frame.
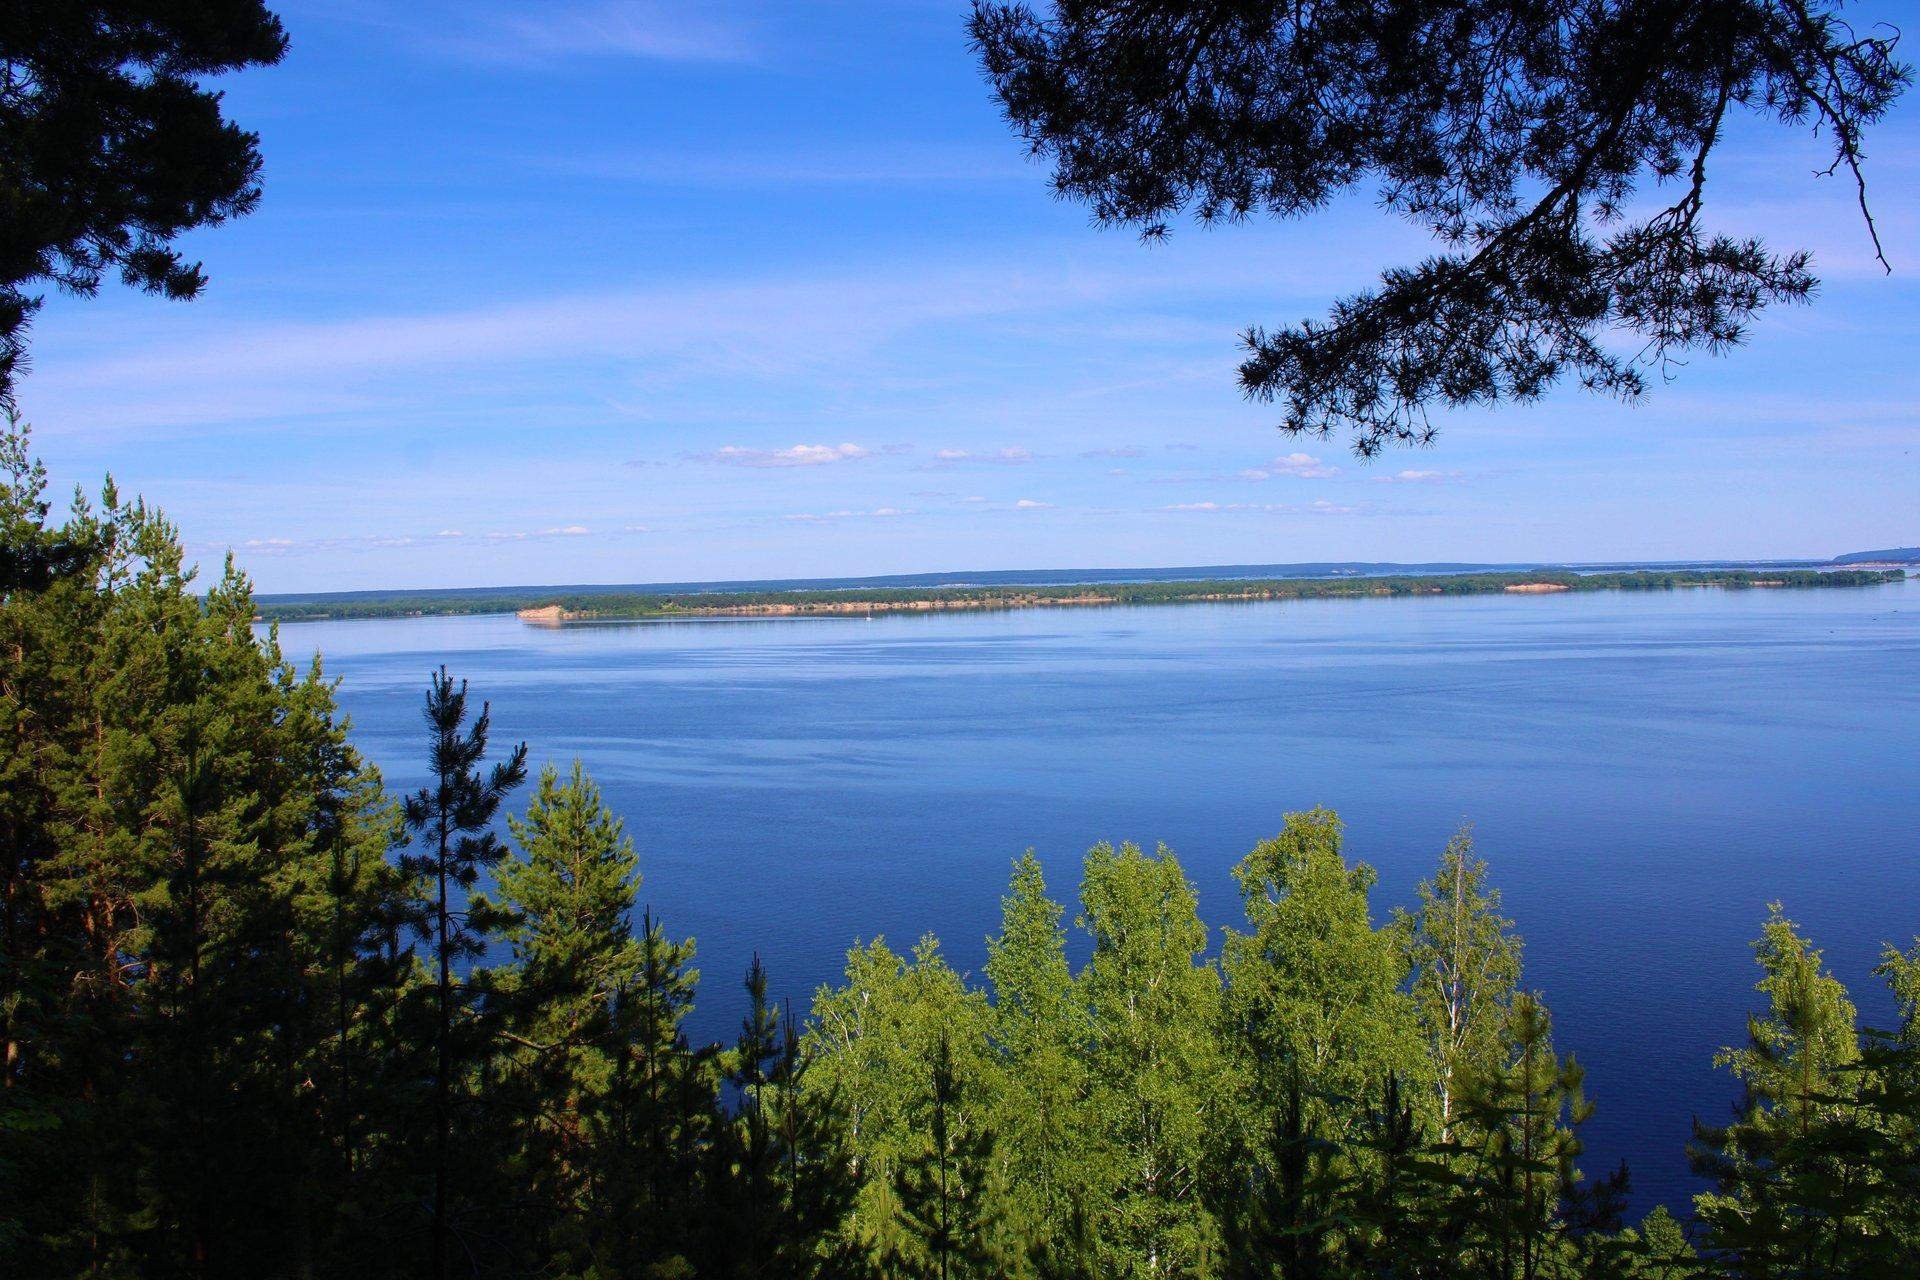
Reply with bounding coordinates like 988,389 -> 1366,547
970,0 -> 1912,454
4,417 -> 1919,1277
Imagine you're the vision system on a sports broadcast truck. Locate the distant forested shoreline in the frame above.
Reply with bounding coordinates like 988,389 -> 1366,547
255,568 -> 1905,624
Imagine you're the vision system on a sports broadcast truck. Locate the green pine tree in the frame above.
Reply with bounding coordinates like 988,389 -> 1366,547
2,420 -> 413,1277
1451,993 -> 1596,1280
493,761 -> 647,1271
713,955 -> 868,1279
887,1032 -> 1018,1279
398,668 -> 527,1279
599,905 -> 708,1273
1863,938 -> 1920,1259
1691,907 -> 1887,1279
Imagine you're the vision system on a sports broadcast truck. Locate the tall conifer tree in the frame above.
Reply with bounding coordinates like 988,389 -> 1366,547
1452,994 -> 1599,1280
493,760 -> 650,1270
1691,908 -> 1880,1278
1,419 -> 412,1275
887,1031 -> 1017,1279
602,906 -> 707,1270
399,669 -> 526,1279
714,956 -> 868,1278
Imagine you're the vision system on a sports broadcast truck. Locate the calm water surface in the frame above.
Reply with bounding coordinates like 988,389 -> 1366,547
279,579 -> 1920,1212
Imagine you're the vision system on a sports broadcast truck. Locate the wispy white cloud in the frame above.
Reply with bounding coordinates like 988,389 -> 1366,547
33,265 -> 1104,434
1160,499 -> 1361,515
230,521 -> 596,556
784,507 -> 910,522
30,235 -> 1410,438
1372,469 -> 1459,484
488,525 -> 592,540
697,442 -> 871,468
1155,451 -> 1341,484
1265,452 -> 1341,479
536,144 -> 1032,188
417,1 -> 756,68
924,446 -> 1038,469
1015,498 -> 1052,509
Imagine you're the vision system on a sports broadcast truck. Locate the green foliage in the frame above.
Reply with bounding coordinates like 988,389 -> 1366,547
886,1032 -> 1019,1279
1076,840 -> 1226,1277
1448,993 -> 1609,1280
491,762 -> 649,1270
0,417 -> 409,1276
1401,825 -> 1525,1135
808,934 -> 996,1260
399,664 -> 527,1279
711,956 -> 868,1278
1224,809 -> 1427,1137
985,851 -> 1091,1263
1617,1207 -> 1702,1279
0,412 -> 92,592
595,901 -> 710,1274
1213,810 -> 1426,1276
1691,908 -> 1920,1277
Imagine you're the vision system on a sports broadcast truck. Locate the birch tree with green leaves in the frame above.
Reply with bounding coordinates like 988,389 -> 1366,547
985,851 -> 1092,1266
1400,826 -> 1525,1137
1076,840 -> 1225,1279
1222,809 -> 1427,1142
807,934 -> 998,1262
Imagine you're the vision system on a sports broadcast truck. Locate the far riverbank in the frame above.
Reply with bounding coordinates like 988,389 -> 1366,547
254,567 -> 1904,625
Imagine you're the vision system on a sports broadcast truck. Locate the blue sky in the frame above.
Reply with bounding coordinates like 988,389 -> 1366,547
18,0 -> 1920,593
